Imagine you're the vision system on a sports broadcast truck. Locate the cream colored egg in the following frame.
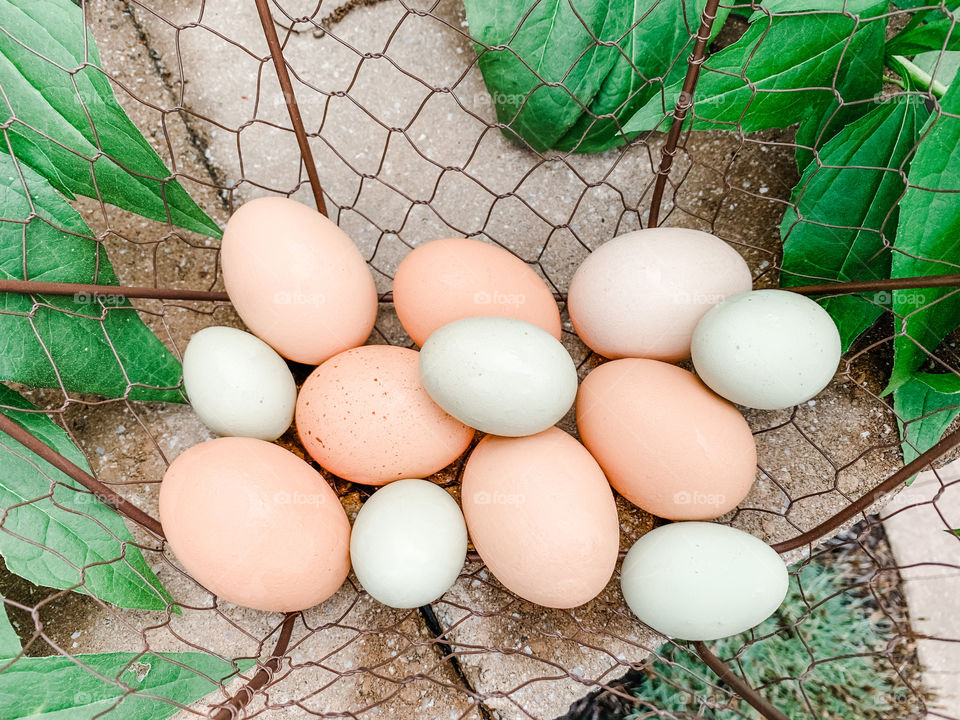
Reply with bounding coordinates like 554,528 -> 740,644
568,228 -> 752,361
620,522 -> 788,640
183,326 -> 296,441
462,428 -> 620,608
691,289 -> 842,410
350,479 -> 467,608
221,197 -> 377,364
159,437 -> 351,612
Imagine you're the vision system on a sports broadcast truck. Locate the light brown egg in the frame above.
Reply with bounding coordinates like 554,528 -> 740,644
393,237 -> 561,346
296,345 -> 475,485
461,427 -> 620,608
576,358 -> 757,520
221,196 -> 377,364
159,437 -> 350,611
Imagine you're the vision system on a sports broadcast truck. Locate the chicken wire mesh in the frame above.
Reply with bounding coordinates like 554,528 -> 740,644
0,0 -> 959,719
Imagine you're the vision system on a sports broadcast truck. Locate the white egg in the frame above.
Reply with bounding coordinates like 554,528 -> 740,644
691,289 -> 841,410
620,522 -> 788,641
183,326 -> 297,441
419,317 -> 578,436
350,479 -> 467,608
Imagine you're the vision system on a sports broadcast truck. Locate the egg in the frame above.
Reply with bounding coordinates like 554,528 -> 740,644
620,522 -> 788,640
393,237 -> 561,346
568,228 -> 752,361
577,359 -> 756,520
691,289 -> 842,410
419,317 -> 578,436
350,479 -> 467,608
297,345 -> 474,485
159,437 -> 351,612
182,326 -> 296,441
221,196 -> 377,364
461,428 -> 620,608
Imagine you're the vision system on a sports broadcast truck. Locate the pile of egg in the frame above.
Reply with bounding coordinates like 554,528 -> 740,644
161,197 -> 841,642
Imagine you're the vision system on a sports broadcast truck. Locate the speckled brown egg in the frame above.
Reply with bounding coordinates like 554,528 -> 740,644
159,437 -> 351,612
296,345 -> 475,485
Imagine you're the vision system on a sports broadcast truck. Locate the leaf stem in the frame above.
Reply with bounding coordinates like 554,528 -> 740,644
889,55 -> 949,99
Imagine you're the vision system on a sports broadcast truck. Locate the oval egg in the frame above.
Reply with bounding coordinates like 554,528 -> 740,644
297,345 -> 474,485
350,479 -> 467,608
159,437 -> 351,612
419,317 -> 577,437
620,522 -> 788,640
577,358 -> 756,520
183,326 -> 296,441
393,237 -> 561,346
568,228 -> 752,361
461,427 -> 620,608
691,289 -> 842,410
221,196 -> 377,364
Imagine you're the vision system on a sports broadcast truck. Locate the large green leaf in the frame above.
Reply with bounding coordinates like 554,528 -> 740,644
464,0 -> 633,152
0,652 -> 254,719
1,153 -> 182,401
894,372 -> 960,467
888,8 -> 960,57
623,8 -> 887,134
0,598 -> 21,657
888,79 -> 960,391
0,0 -> 220,238
781,97 -> 928,351
554,0 -> 730,152
913,49 -> 960,88
0,384 -> 176,612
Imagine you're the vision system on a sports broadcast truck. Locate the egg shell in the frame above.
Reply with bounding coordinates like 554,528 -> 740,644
461,427 -> 620,608
620,522 -> 788,640
567,228 -> 752,361
221,197 -> 377,364
297,345 -> 474,485
350,479 -> 467,608
393,237 -> 561,346
159,437 -> 350,612
419,317 -> 578,437
576,358 -> 756,520
691,289 -> 842,410
182,326 -> 296,441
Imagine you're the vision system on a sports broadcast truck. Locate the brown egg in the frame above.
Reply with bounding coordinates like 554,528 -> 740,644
296,345 -> 474,485
576,359 -> 757,520
393,237 -> 561,346
221,197 -> 377,364
159,437 -> 350,611
461,428 -> 620,608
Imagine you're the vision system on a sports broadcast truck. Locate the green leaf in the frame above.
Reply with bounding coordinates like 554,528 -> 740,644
623,9 -> 887,135
888,79 -> 960,391
0,384 -> 176,612
781,97 -> 929,351
0,652 -> 254,719
0,0 -> 220,238
913,49 -> 960,88
1,153 -> 183,401
0,598 -> 21,657
554,0 -> 730,153
464,0 -> 633,152
894,372 -> 960,467
888,9 -> 960,57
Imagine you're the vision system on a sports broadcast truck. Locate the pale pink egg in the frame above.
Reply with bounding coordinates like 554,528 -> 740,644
576,358 -> 757,520
159,437 -> 351,612
393,237 -> 561,346
296,345 -> 475,485
461,427 -> 620,608
221,197 -> 377,364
